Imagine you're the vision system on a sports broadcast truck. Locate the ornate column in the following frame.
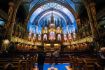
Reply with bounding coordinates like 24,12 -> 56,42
24,19 -> 29,39
83,0 -> 99,42
89,2 -> 99,37
4,0 -> 22,41
4,2 -> 14,40
82,0 -> 100,51
10,0 -> 22,40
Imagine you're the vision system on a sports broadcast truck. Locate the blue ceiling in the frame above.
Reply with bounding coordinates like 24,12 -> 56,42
27,1 -> 77,34
29,0 -> 76,12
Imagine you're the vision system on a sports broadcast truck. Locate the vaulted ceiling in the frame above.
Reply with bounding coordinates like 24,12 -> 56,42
0,0 -> 105,33
0,0 -> 105,19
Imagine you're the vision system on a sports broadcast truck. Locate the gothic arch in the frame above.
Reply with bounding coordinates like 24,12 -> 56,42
26,0 -> 78,24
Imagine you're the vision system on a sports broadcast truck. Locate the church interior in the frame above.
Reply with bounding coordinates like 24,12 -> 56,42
0,0 -> 105,70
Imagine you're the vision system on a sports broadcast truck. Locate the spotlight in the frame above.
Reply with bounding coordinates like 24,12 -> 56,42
3,39 -> 10,45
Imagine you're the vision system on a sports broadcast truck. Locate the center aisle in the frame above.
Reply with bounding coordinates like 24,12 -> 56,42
43,63 -> 70,70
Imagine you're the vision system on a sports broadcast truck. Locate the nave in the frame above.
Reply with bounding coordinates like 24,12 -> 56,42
0,0 -> 105,70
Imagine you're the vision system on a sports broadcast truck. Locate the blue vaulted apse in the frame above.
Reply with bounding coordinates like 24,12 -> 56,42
27,2 -> 77,34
